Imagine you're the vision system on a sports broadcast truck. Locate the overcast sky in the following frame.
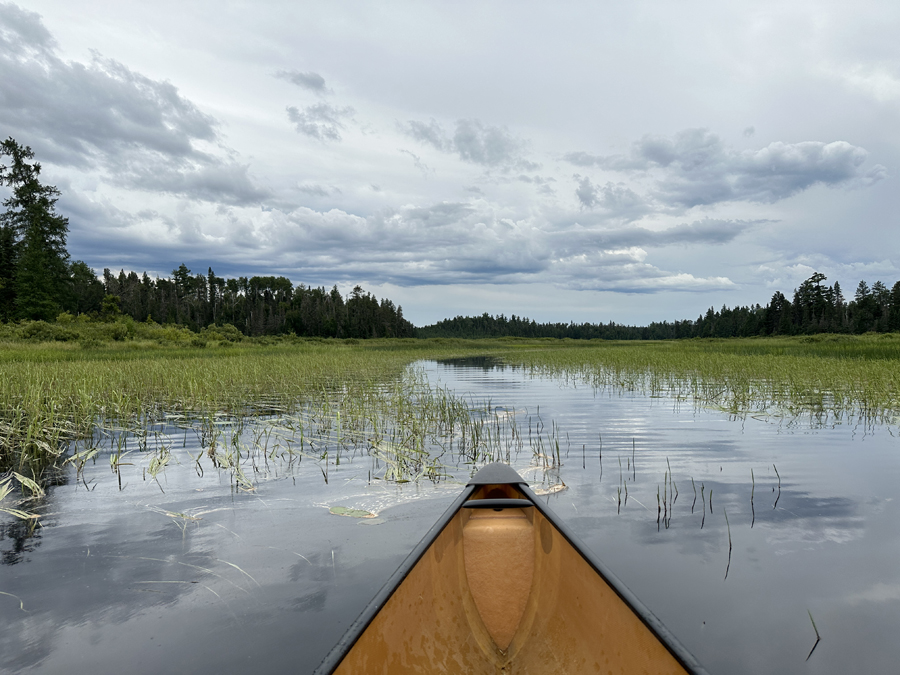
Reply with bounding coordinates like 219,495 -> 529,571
1,1 -> 898,325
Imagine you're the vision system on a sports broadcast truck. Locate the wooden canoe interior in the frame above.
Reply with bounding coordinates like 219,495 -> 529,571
331,482 -> 692,674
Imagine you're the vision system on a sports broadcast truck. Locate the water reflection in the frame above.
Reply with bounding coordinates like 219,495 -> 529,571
436,355 -> 505,370
0,518 -> 42,566
1,358 -> 899,674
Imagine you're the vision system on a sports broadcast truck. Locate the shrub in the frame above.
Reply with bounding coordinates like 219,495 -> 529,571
20,321 -> 78,342
217,324 -> 245,342
106,323 -> 129,341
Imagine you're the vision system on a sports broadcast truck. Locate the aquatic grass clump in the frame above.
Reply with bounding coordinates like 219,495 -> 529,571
0,341 -> 442,472
500,335 -> 900,427
0,472 -> 42,521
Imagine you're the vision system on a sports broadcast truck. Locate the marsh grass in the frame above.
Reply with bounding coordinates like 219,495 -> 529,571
505,334 -> 900,427
3,333 -> 900,507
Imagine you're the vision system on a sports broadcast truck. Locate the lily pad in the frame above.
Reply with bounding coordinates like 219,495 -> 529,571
329,506 -> 377,518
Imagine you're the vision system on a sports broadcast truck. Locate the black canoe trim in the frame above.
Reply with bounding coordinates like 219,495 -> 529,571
462,498 -> 533,510
521,482 -> 711,675
466,462 -> 527,486
313,483 -> 477,675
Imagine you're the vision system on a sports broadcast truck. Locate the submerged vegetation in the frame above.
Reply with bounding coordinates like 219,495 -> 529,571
1,329 -> 899,481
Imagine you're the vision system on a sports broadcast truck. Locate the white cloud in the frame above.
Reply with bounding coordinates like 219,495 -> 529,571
828,63 -> 900,102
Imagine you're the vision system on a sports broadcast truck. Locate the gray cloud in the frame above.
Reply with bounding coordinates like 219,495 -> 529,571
119,162 -> 270,205
286,103 -> 354,141
452,118 -> 522,167
0,1 -> 53,50
575,176 -> 598,208
654,219 -> 754,245
60,179 -> 745,296
401,119 -> 448,152
596,183 -> 649,220
274,69 -> 327,93
573,175 -> 649,220
401,117 -> 531,169
296,183 -> 341,197
403,202 -> 474,227
248,201 -> 746,291
565,128 -> 885,207
399,149 -> 431,176
517,174 -> 556,195
564,151 -> 603,168
0,4 -> 268,205
0,6 -> 215,166
555,219 -> 754,255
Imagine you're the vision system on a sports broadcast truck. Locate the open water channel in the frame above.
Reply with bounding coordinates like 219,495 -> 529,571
2,358 -> 899,674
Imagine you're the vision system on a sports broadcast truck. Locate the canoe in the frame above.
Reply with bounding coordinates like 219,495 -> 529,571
315,463 -> 708,674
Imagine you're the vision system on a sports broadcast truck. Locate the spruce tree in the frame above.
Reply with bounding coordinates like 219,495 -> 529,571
0,138 -> 70,321
0,221 -> 16,320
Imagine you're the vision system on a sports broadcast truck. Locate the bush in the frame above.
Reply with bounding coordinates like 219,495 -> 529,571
105,323 -> 129,341
217,323 -> 245,342
157,325 -> 193,344
20,320 -> 79,342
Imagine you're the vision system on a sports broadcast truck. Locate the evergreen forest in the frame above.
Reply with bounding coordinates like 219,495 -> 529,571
417,274 -> 900,339
2,137 -> 899,342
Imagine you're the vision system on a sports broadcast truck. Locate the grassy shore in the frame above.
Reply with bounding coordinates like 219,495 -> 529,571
2,323 -> 900,477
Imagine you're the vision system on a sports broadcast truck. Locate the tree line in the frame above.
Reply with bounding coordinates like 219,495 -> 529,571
4,137 -> 900,341
98,266 -> 414,338
417,273 -> 900,339
0,137 -> 413,338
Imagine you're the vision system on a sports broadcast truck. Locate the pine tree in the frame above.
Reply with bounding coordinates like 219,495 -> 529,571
0,138 -> 70,320
0,221 -> 16,320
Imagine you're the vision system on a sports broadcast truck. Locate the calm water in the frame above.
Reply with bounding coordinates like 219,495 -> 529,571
2,359 -> 899,674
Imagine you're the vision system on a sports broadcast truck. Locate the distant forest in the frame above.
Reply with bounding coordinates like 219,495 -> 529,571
97,266 -> 415,338
3,137 -> 900,341
419,273 -> 900,339
0,137 -> 414,338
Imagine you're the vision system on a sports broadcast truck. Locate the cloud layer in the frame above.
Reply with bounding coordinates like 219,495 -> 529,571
565,129 -> 886,209
1,1 -> 896,324
0,3 -> 267,205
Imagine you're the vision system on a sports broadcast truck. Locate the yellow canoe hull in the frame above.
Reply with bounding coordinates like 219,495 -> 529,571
317,464 -> 707,675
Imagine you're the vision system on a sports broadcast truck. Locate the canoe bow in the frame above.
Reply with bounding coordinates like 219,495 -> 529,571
315,463 -> 708,674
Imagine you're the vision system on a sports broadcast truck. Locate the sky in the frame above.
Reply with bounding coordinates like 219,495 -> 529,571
1,1 -> 898,326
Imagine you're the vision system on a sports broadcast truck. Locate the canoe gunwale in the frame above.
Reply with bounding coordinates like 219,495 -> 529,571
520,483 -> 711,675
313,483 -> 478,675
